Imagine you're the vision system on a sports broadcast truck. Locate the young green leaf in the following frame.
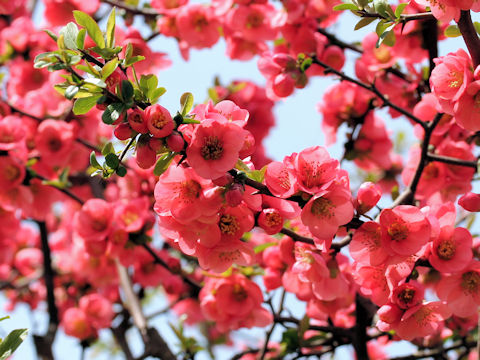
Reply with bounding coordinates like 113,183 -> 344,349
121,80 -> 134,101
355,17 -> 376,31
76,28 -> 86,50
90,151 -> 102,170
102,142 -> 115,156
333,3 -> 358,11
65,85 -> 79,100
59,22 -> 79,50
153,152 -> 175,176
105,153 -> 120,169
101,58 -> 119,80
444,25 -> 462,37
180,92 -> 194,116
395,3 -> 408,18
73,10 -> 105,49
0,328 -> 28,360
73,94 -> 102,115
43,29 -> 58,42
106,7 -> 116,48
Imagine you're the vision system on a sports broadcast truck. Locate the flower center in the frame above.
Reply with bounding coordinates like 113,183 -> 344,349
219,214 -> 239,235
265,211 -> 282,227
232,283 -> 248,301
193,14 -> 208,32
151,113 -> 169,130
461,271 -> 480,293
201,136 -> 223,160
310,197 -> 333,218
436,238 -> 456,260
387,222 -> 409,241
448,70 -> 463,89
397,287 -> 416,307
180,180 -> 202,199
47,137 -> 62,152
4,164 -> 20,181
122,211 -> 139,226
246,12 -> 263,29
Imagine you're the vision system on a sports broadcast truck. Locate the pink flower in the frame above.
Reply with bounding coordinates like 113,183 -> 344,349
0,115 -> 25,151
379,205 -> 431,257
225,4 -> 278,42
454,80 -> 480,131
436,260 -> 480,317
294,146 -> 339,194
350,222 -> 388,267
0,156 -> 25,190
62,307 -> 96,340
428,226 -> 473,273
199,273 -> 272,331
264,159 -> 297,198
79,293 -> 114,329
301,177 -> 354,249
176,4 -> 221,49
44,0 -> 99,27
186,119 -> 246,179
35,120 -> 75,166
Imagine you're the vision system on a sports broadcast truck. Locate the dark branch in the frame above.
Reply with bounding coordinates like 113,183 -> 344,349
457,10 -> 480,68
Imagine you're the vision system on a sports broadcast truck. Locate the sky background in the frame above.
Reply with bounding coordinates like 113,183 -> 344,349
0,2 -> 474,359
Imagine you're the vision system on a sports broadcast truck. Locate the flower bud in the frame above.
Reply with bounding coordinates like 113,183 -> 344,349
136,136 -> 157,169
212,173 -> 233,187
459,192 -> 480,212
128,109 -> 148,134
258,208 -> 284,235
356,182 -> 381,213
114,123 -> 134,141
145,104 -> 174,138
225,183 -> 244,207
166,131 -> 185,152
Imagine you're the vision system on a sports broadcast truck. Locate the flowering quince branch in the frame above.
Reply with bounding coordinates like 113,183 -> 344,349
3,0 -> 480,359
457,10 -> 480,68
312,57 -> 428,130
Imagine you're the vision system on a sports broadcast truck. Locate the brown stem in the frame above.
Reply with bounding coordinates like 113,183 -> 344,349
33,221 -> 58,360
312,58 -> 427,130
427,153 -> 478,168
101,0 -> 159,17
457,10 -> 480,68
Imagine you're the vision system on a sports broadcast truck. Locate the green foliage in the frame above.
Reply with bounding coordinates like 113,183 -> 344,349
73,10 -> 105,49
0,318 -> 27,360
153,152 -> 176,176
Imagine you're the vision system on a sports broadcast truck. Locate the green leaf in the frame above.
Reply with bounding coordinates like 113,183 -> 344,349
101,58 -> 118,80
355,17 -> 376,31
76,28 -> 86,50
73,10 -> 105,49
102,142 -> 115,156
444,24 -> 462,37
73,94 -> 102,115
246,165 -> 267,183
0,316 -> 9,322
116,166 -> 127,177
140,74 -> 158,95
106,7 -> 116,48
125,43 -> 133,61
395,3 -> 408,18
0,328 -> 28,360
121,80 -> 134,101
333,3 -> 358,11
105,153 -> 119,169
57,34 -> 66,50
43,29 -> 58,42
65,85 -> 79,100
373,0 -> 390,18
149,87 -> 166,104
254,242 -> 276,254
33,52 -> 58,69
180,92 -> 194,116
124,55 -> 145,67
102,103 -> 125,124
475,22 -> 480,34
90,151 -> 102,169
298,315 -> 310,339
281,329 -> 299,354
59,22 -> 79,50
91,46 -> 122,59
84,77 -> 107,88
153,152 -> 175,176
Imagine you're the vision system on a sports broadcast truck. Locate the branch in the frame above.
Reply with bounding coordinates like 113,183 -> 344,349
355,10 -> 435,22
457,10 -> 480,68
312,58 -> 428,130
141,243 -> 202,295
34,174 -> 85,205
391,113 -> 443,206
427,153 -> 478,169
101,0 -> 159,17
115,260 -> 176,360
389,340 -> 476,360
33,221 -> 58,360
274,316 -> 352,338
280,228 -> 314,245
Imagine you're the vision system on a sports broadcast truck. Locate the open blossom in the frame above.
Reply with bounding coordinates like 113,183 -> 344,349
199,273 -> 272,332
186,118 -> 247,180
428,226 -> 472,273
295,146 -> 339,194
176,4 -> 221,49
379,205 -> 431,257
301,181 -> 354,248
436,260 -> 480,317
